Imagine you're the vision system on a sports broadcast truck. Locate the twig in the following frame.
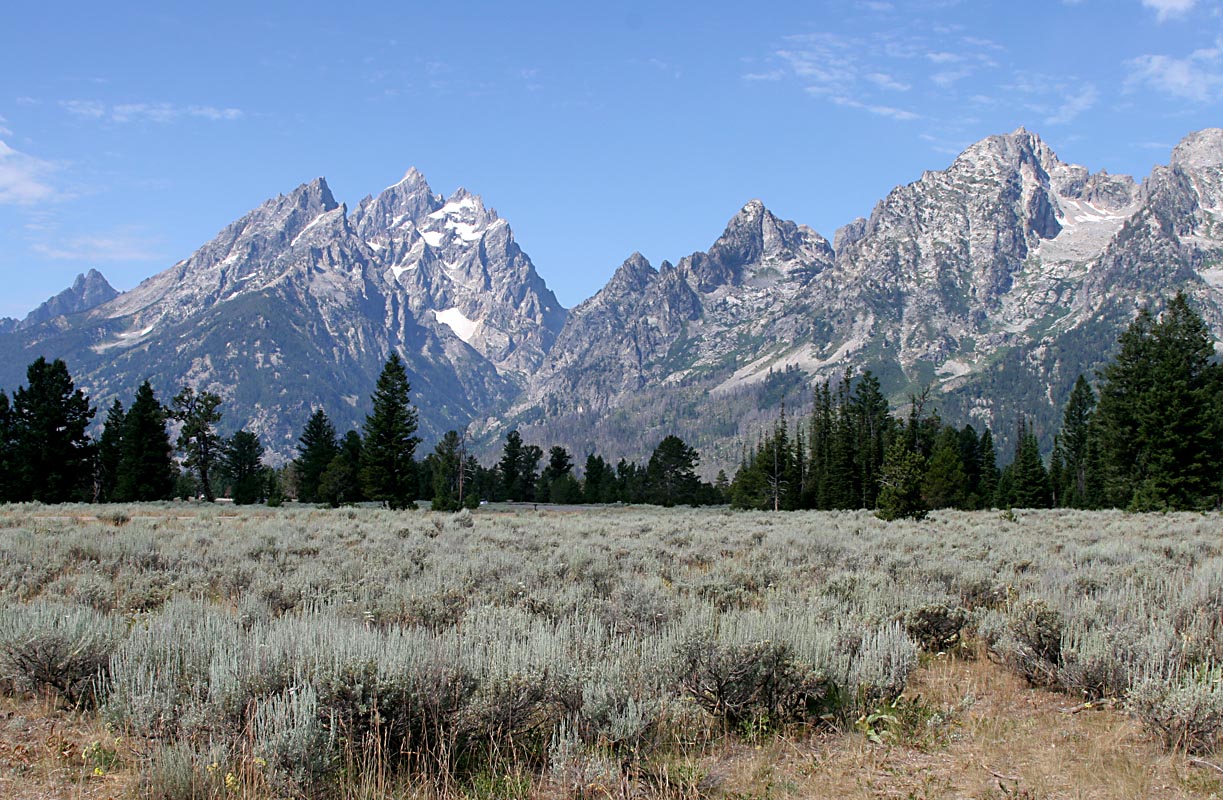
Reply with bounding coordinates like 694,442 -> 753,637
1189,757 -> 1223,775
982,763 -> 1021,782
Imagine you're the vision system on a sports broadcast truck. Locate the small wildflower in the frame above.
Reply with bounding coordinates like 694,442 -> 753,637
225,771 -> 239,790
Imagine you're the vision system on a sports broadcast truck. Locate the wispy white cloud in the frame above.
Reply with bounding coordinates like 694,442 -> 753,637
1142,0 -> 1197,21
32,228 -> 163,262
0,139 -> 59,205
828,95 -> 920,120
1045,84 -> 1099,125
61,100 -> 244,123
866,72 -> 911,91
1127,38 -> 1223,101
749,26 -> 999,123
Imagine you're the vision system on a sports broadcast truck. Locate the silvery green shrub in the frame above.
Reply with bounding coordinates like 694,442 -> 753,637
0,600 -> 125,705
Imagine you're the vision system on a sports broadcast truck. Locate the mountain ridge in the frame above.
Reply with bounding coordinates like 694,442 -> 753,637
4,128 -> 1222,473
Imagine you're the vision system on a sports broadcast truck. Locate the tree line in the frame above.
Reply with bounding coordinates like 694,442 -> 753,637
730,291 -> 1223,517
0,351 -> 724,509
2,292 -> 1219,513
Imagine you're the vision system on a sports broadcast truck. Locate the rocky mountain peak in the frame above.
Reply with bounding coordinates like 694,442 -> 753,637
607,252 -> 657,293
353,167 -> 443,238
19,269 -> 118,329
1170,128 -> 1223,170
953,127 -> 1061,178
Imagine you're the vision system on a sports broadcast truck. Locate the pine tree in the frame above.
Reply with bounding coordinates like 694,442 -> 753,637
1094,293 -> 1221,510
922,427 -> 967,509
1048,436 -> 1066,508
221,430 -> 266,505
430,430 -> 464,511
170,386 -> 223,502
978,430 -> 1000,508
12,358 -> 95,503
852,371 -> 890,508
295,408 -> 339,503
646,435 -> 701,507
361,353 -> 421,510
582,454 -> 615,504
876,437 -> 928,521
1009,419 -> 1050,508
319,432 -> 364,508
0,392 -> 15,502
318,430 -> 365,506
498,431 -> 525,501
96,399 -> 126,503
957,425 -> 983,508
116,381 -> 175,501
1059,375 -> 1097,508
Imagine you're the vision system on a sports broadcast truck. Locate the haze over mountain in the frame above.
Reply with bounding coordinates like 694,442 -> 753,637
2,128 -> 1221,471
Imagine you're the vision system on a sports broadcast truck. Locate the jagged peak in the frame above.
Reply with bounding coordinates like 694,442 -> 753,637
1171,128 -> 1223,170
954,128 -> 1062,174
606,252 -> 657,292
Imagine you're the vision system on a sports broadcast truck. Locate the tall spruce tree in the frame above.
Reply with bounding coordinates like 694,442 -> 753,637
978,429 -> 1000,508
295,408 -> 339,503
1009,419 -> 1051,508
582,454 -> 615,504
116,381 -> 175,501
221,430 -> 266,505
1095,293 -> 1221,510
12,357 -> 95,503
430,430 -> 465,511
0,392 -> 14,502
96,399 -> 126,503
170,386 -> 223,502
361,353 -> 421,509
1059,375 -> 1097,508
876,437 -> 928,521
922,427 -> 967,509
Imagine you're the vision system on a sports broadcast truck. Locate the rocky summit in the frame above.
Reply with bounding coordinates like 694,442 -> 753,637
2,128 -> 1222,469
0,171 -> 564,457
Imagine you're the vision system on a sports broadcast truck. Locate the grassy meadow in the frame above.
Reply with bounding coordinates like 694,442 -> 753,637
1,503 -> 1222,799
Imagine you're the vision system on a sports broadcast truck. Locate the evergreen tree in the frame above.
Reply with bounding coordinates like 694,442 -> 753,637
498,430 -> 525,501
295,408 -> 339,504
852,371 -> 890,508
430,430 -> 464,511
221,430 -> 266,505
645,435 -> 701,507
317,430 -> 365,506
0,392 -> 14,502
615,458 -> 647,503
116,381 -> 175,502
1009,419 -> 1051,508
170,386 -> 223,502
582,454 -> 616,503
1094,293 -> 1221,510
12,357 -> 95,503
922,427 -> 967,509
1060,375 -> 1097,508
96,399 -> 125,503
978,430 -> 1000,508
957,425 -> 983,509
361,353 -> 421,510
1048,436 -> 1066,508
540,445 -> 580,503
876,437 -> 928,521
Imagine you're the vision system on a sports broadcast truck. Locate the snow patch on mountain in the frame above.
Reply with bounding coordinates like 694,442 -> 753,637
434,307 -> 479,343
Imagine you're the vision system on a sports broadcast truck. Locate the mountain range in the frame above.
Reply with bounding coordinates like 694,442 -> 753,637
2,128 -> 1221,472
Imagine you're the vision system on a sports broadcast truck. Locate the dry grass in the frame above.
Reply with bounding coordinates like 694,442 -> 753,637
705,654 -> 1223,800
0,693 -> 136,800
2,652 -> 1220,799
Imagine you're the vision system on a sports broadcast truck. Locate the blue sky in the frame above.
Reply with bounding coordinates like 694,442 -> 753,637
0,0 -> 1220,318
